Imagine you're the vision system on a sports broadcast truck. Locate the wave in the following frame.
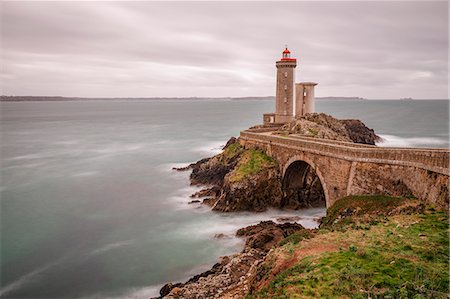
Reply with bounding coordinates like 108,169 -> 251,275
170,207 -> 325,247
191,140 -> 226,156
90,240 -> 134,256
0,255 -> 67,297
376,134 -> 449,148
167,185 -> 208,211
86,285 -> 162,299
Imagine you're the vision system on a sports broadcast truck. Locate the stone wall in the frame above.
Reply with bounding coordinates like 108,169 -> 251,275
240,130 -> 450,208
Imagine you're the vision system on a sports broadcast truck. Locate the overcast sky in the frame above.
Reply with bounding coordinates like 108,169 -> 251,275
1,1 -> 448,99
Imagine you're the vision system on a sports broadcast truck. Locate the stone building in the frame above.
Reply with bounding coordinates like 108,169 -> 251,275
264,47 -> 317,125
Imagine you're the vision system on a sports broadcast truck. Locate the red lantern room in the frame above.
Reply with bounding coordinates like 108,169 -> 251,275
281,46 -> 296,62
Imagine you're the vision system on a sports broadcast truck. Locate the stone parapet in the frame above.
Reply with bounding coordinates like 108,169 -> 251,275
240,130 -> 450,175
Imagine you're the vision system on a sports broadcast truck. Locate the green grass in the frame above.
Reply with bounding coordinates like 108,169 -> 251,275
228,149 -> 276,182
278,230 -> 312,246
251,209 -> 449,298
222,142 -> 242,159
321,195 -> 421,230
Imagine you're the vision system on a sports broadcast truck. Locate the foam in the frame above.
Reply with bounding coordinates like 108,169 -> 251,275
90,240 -> 134,256
191,140 -> 226,156
377,134 -> 449,148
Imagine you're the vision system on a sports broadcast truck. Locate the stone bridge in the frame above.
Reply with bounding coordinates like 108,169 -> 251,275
239,128 -> 449,209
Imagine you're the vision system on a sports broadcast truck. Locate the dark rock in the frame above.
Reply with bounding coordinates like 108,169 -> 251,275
202,197 -> 217,206
212,167 -> 283,212
172,165 -> 191,171
160,282 -> 183,297
223,136 -> 238,149
276,216 -> 302,223
190,186 -> 220,198
185,262 -> 224,284
188,200 -> 200,204
236,221 -> 307,252
341,119 -> 380,145
172,157 -> 211,172
190,156 -> 237,186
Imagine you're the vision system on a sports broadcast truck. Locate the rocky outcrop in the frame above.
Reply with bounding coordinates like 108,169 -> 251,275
236,221 -> 309,252
176,137 -> 285,212
211,163 -> 283,212
176,137 -> 328,212
341,119 -> 380,145
278,113 -> 380,145
158,221 -> 309,299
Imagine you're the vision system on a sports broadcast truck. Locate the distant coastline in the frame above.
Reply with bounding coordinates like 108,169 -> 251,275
1,96 -> 448,102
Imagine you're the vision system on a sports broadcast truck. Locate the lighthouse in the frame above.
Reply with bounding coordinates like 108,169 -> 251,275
263,47 -> 318,126
275,47 -> 296,123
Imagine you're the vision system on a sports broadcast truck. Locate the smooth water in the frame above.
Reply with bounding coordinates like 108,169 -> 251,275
1,99 -> 448,298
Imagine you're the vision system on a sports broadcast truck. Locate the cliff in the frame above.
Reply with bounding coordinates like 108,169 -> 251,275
184,138 -> 284,212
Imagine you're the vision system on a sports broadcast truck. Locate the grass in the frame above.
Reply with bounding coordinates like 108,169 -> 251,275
279,230 -> 312,246
320,195 -> 422,230
228,149 -> 276,182
248,198 -> 448,299
222,142 -> 242,159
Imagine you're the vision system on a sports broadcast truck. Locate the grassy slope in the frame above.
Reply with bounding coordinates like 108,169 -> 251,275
227,145 -> 276,183
249,196 -> 449,299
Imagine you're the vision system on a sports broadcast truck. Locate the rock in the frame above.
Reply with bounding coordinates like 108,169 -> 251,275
341,119 -> 380,145
279,113 -> 351,142
188,200 -> 200,204
172,157 -> 211,172
160,282 -> 183,297
172,165 -> 191,171
212,165 -> 283,212
223,136 -> 238,149
190,155 -> 238,186
160,221 -> 310,298
214,233 -> 229,239
236,221 -> 307,252
278,113 -> 379,145
169,287 -> 182,296
276,216 -> 302,223
202,197 -> 216,206
162,249 -> 265,298
190,186 -> 220,198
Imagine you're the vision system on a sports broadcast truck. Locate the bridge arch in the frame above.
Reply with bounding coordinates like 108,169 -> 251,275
282,155 -> 330,208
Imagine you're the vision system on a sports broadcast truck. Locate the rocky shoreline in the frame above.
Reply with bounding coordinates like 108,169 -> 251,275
153,113 -> 448,298
158,221 -> 311,299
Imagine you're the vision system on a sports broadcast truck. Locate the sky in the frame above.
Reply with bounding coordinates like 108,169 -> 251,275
1,1 -> 448,99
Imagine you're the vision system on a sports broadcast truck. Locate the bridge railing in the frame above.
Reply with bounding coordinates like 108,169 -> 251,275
240,131 -> 450,171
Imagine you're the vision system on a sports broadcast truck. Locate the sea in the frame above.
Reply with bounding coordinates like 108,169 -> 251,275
1,99 -> 448,298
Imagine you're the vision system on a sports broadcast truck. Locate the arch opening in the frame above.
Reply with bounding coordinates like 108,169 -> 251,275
282,160 -> 326,209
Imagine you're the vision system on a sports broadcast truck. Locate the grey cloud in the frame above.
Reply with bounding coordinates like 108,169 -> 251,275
1,1 -> 448,98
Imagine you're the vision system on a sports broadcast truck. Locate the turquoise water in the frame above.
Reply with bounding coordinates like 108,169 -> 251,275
0,99 -> 448,298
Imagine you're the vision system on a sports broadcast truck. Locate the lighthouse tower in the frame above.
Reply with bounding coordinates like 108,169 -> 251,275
262,46 -> 317,126
275,47 -> 297,123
